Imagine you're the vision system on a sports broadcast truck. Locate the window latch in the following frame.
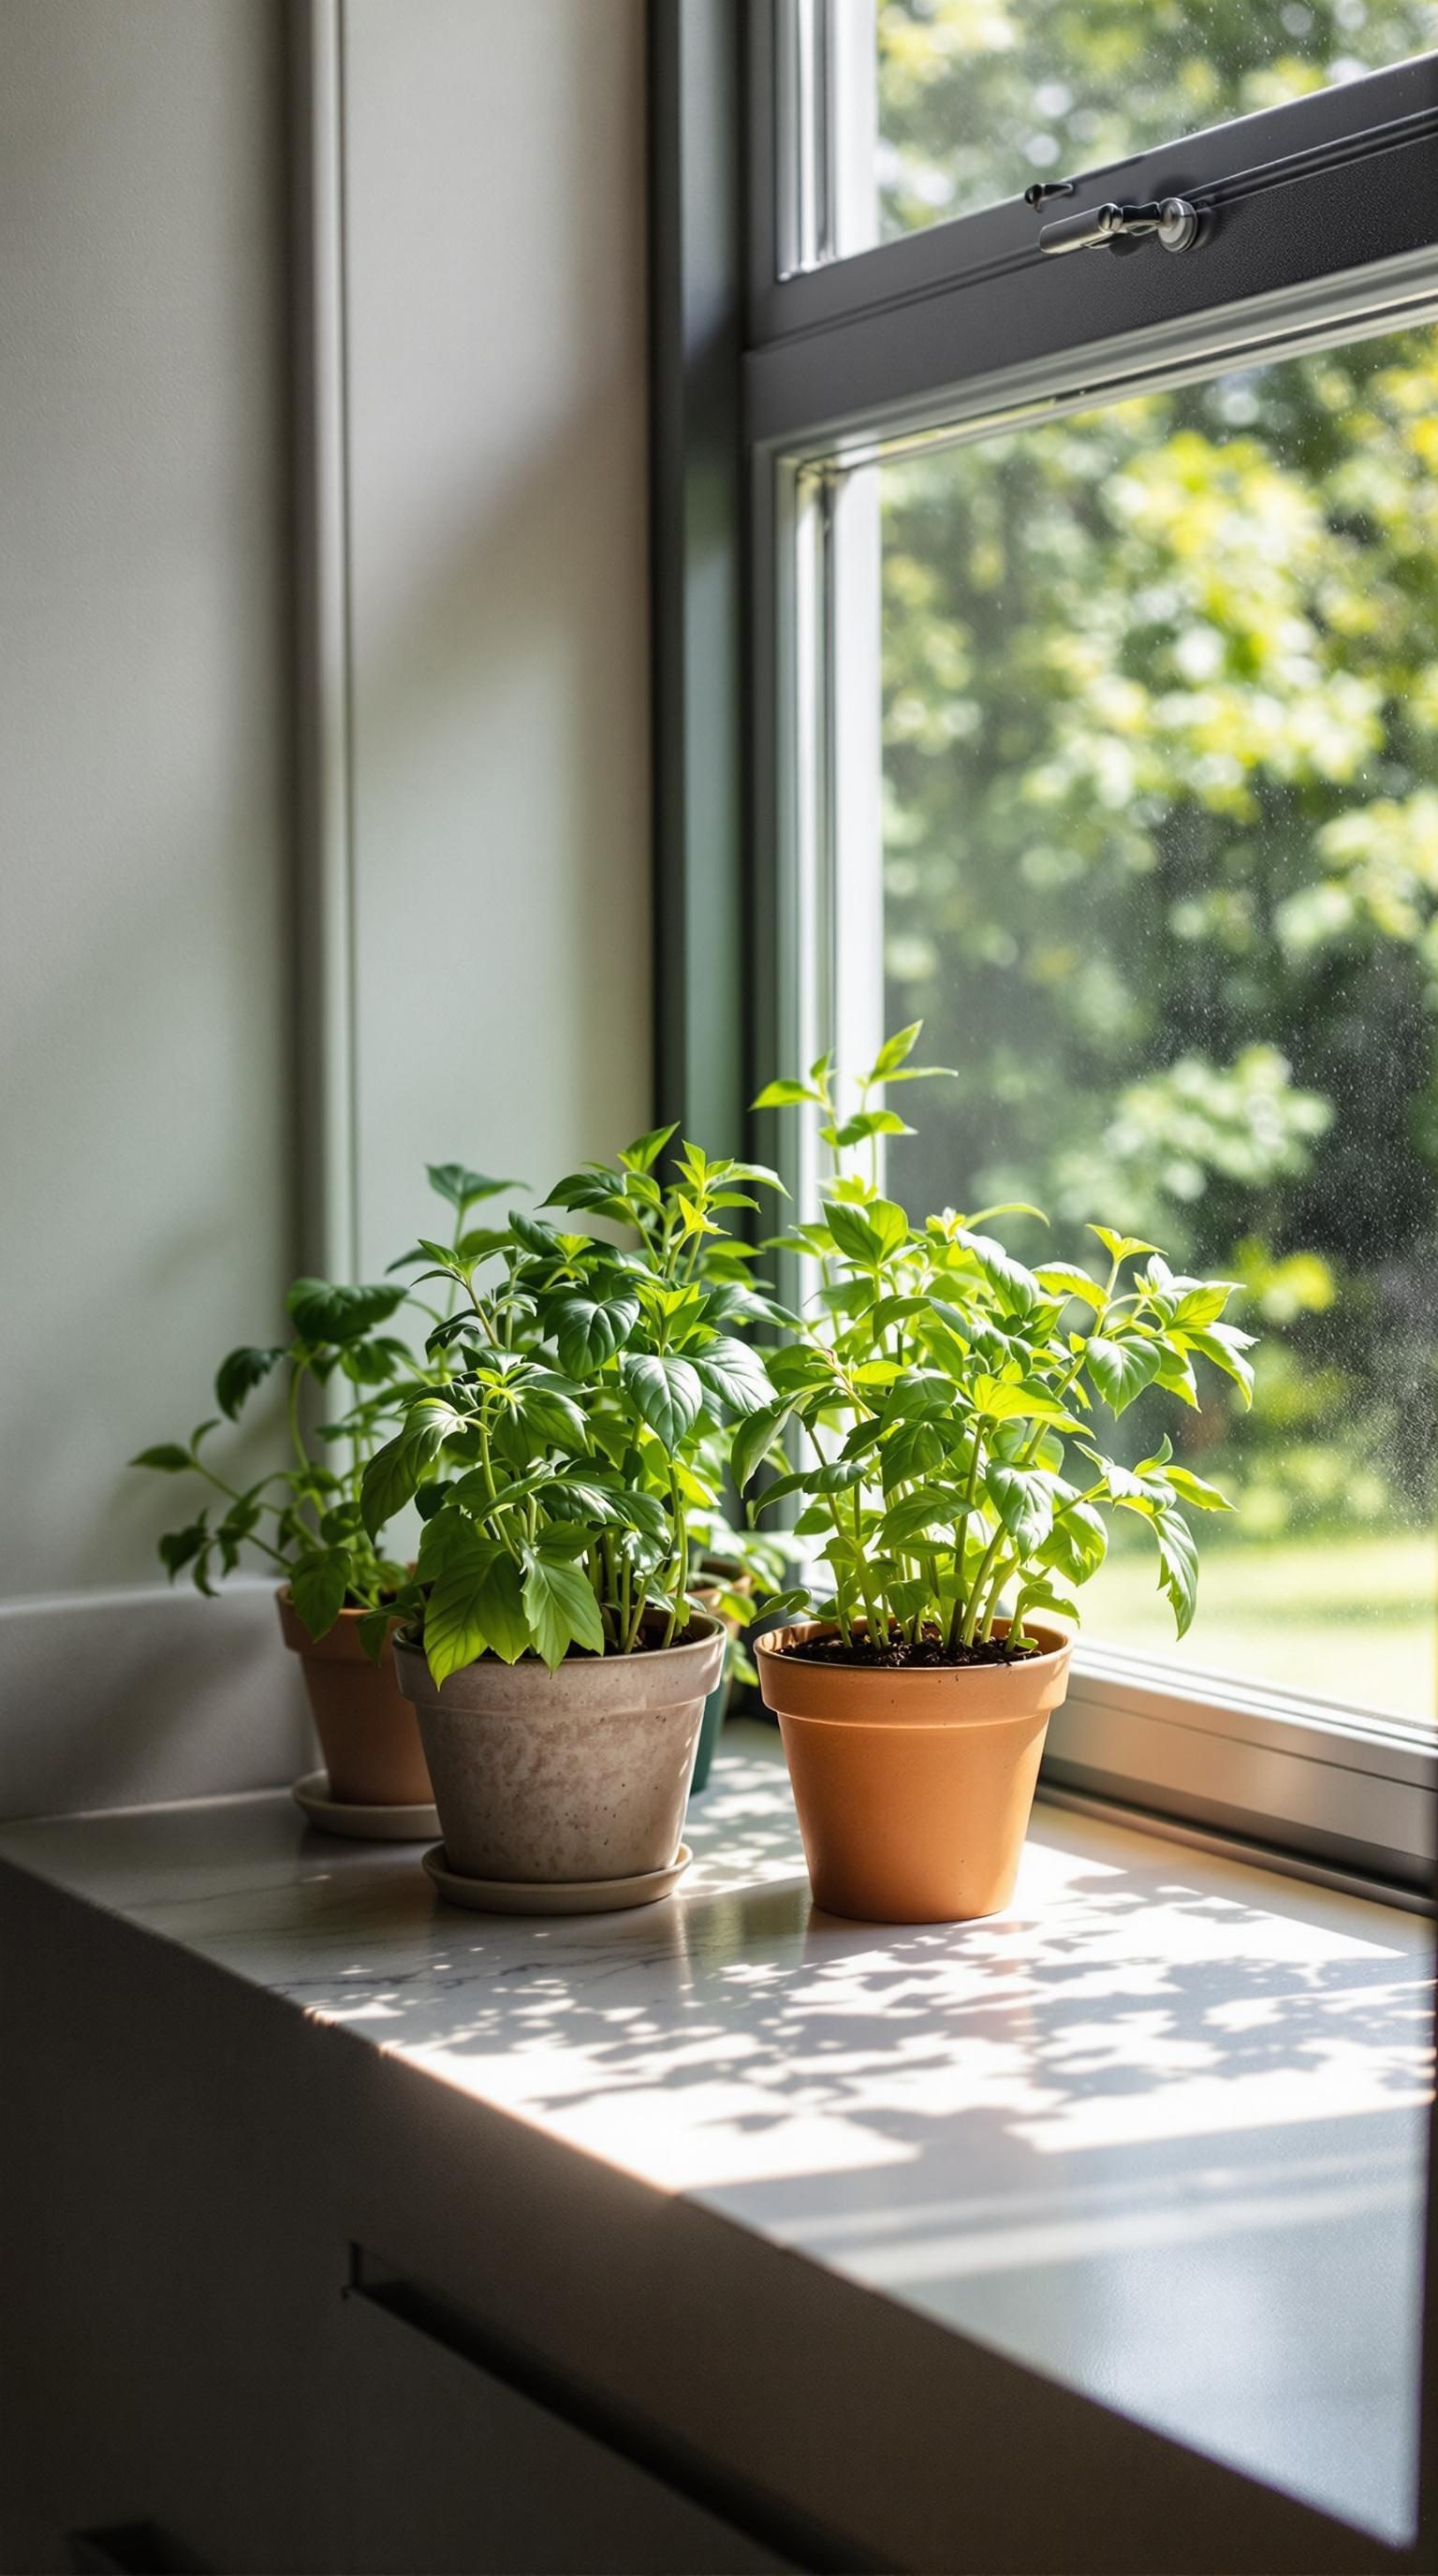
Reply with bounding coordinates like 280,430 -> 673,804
1036,197 -> 1200,256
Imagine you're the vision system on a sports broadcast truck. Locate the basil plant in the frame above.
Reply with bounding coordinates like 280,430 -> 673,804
738,1027 -> 1255,1657
362,1129 -> 789,1680
130,1163 -> 515,1637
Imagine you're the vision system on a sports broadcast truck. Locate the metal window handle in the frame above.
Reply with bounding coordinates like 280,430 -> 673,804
1038,197 -> 1200,256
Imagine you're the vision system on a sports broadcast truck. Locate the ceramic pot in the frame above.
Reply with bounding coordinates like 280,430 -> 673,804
277,1589 -> 433,1807
755,1618 -> 1073,1924
687,1559 -> 756,1794
393,1615 -> 726,1884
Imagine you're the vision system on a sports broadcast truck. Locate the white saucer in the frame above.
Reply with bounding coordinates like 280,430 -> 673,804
420,1842 -> 692,1915
291,1770 -> 441,1842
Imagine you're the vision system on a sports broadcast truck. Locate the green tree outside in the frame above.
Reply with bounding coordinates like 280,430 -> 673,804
873,9 -> 1438,1716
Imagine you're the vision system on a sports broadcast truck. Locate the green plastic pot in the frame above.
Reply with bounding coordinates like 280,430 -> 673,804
686,1559 -> 752,1797
689,1654 -> 733,1795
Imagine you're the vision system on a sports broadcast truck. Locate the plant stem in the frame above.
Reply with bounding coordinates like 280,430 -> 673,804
660,1469 -> 689,1649
961,1524 -> 1007,1647
948,1433 -> 983,1649
286,1361 -> 310,1471
189,1463 -> 289,1570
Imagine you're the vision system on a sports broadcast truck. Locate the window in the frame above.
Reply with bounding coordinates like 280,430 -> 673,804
782,0 -> 1438,266
655,3 -> 1438,1893
875,330 -> 1438,1734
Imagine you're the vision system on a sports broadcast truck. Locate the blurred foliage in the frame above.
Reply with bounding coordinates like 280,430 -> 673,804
874,0 -> 1438,236
881,301 -> 1438,1544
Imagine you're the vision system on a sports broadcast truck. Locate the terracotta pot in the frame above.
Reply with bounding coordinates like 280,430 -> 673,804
755,1618 -> 1073,1924
393,1615 -> 726,1884
277,1589 -> 433,1807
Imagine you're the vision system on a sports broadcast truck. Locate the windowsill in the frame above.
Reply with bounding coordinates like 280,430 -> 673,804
0,1722 -> 1431,2548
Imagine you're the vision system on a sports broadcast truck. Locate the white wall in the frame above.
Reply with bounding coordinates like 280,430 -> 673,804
342,0 -> 652,1272
0,0 -> 295,1603
0,0 -> 651,1813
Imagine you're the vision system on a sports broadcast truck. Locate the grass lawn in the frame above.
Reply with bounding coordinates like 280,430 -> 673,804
1084,1530 -> 1436,1729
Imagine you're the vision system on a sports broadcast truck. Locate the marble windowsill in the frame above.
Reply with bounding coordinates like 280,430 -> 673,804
0,1722 -> 1431,2546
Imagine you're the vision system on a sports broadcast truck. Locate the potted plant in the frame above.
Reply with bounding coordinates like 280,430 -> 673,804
368,1127 -> 790,1907
131,1163 -> 517,1826
741,1027 -> 1254,1924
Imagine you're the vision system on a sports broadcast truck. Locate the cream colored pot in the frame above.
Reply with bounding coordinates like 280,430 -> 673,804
394,1615 -> 726,1883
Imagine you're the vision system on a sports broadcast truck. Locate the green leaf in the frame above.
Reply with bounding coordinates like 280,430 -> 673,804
522,1555 -> 605,1670
425,1533 -> 504,1686
456,1226 -> 511,1266
534,1524 -> 593,1561
361,1433 -> 418,1538
690,1336 -> 773,1417
1087,1226 -> 1162,1267
427,1163 -> 523,1212
807,1458 -> 866,1493
131,1443 -> 194,1474
1101,1458 -> 1167,1512
475,1551 -> 531,1661
1084,1335 -> 1163,1415
752,1076 -> 825,1108
867,1198 -> 910,1259
823,1200 -> 885,1265
158,1520 -> 207,1577
1163,1464 -> 1234,1513
1034,1264 -> 1105,1312
550,1293 -> 639,1377
361,1398 -> 462,1538
1043,1497 -> 1108,1584
358,1605 -> 398,1667
510,1212 -> 565,1256
516,1372 -> 589,1448
968,1201 -> 1049,1228
619,1353 -> 703,1451
619,1122 -> 678,1173
828,1109 -> 916,1148
730,1398 -> 792,1494
286,1278 -> 406,1346
754,1587 -> 811,1626
986,1464 -> 1057,1559
214,1345 -> 285,1421
398,1236 -> 477,1281
1153,1508 -> 1199,1638
881,1486 -> 962,1548
1152,1343 -> 1200,1408
289,1548 -> 349,1641
1013,1573 -> 1079,1628
971,1374 -> 1073,1427
539,1473 -> 629,1526
869,1022 -> 923,1079
955,1229 -> 1042,1317
415,1506 -> 478,1584
1186,1323 -> 1257,1406
1168,1283 -> 1235,1331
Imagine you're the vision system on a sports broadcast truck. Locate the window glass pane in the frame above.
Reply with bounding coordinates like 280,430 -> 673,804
878,327 -> 1438,1728
869,1 -> 1438,247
